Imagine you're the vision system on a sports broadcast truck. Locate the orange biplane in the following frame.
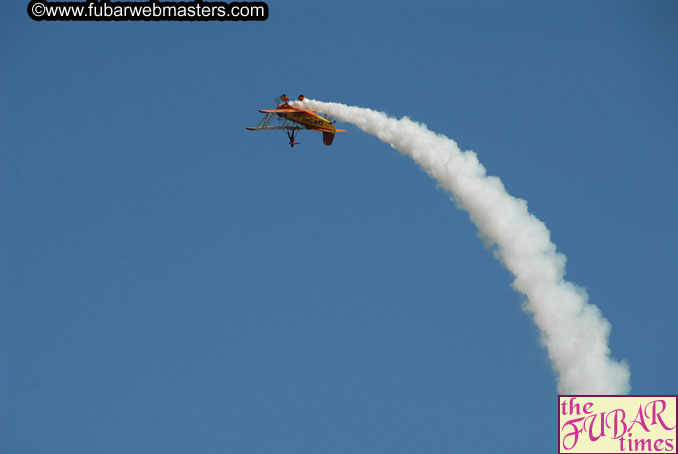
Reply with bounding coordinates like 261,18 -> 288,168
247,95 -> 346,147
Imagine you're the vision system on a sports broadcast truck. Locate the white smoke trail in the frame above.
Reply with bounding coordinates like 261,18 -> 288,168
296,98 -> 630,394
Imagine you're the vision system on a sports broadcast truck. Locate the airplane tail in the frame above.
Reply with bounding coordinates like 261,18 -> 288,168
322,131 -> 335,146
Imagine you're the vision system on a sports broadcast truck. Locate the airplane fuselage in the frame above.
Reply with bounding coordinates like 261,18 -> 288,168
276,107 -> 337,133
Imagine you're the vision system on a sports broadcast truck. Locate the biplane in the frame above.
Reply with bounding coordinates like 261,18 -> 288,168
247,95 -> 346,147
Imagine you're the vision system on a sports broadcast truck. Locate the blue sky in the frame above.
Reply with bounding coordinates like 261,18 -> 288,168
2,1 -> 677,452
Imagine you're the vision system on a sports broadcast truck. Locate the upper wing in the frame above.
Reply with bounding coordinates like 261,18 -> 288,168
305,127 -> 348,133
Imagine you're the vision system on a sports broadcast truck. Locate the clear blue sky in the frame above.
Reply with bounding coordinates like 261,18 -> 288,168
2,1 -> 677,452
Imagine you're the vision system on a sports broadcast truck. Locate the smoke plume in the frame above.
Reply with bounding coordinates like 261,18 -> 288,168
296,98 -> 630,394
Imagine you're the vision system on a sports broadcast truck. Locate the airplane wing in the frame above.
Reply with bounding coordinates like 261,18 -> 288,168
305,127 -> 348,133
246,126 -> 304,131
259,109 -> 298,113
260,106 -> 319,115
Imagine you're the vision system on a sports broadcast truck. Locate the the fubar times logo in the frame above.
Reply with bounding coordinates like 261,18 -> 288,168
559,396 -> 677,453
